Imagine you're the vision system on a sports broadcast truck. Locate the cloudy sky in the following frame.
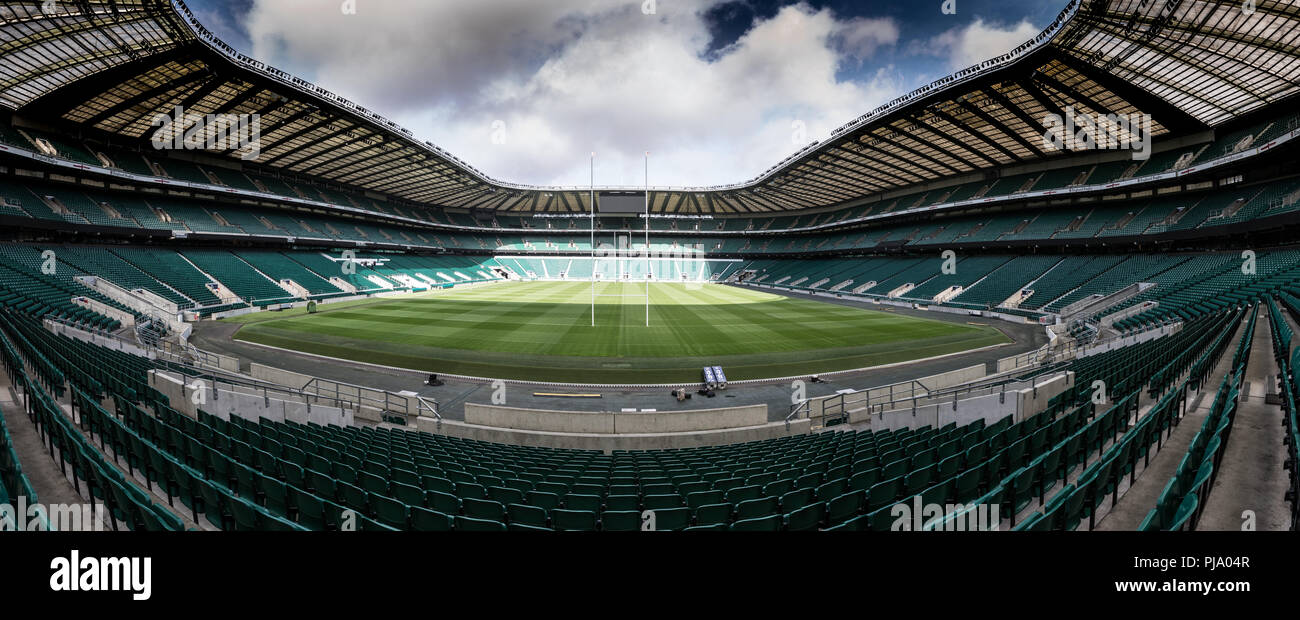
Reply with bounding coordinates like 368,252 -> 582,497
186,0 -> 1064,187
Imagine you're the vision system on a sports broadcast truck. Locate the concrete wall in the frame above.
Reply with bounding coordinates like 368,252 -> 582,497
806,363 -> 986,420
149,370 -> 354,426
211,352 -> 240,373
249,362 -> 418,421
321,293 -> 369,304
1013,371 -> 1074,422
996,344 -> 1051,373
846,370 -> 1073,431
44,319 -> 153,358
1081,322 -> 1179,357
854,390 -> 1014,432
210,306 -> 257,320
249,362 -> 311,389
133,287 -> 179,315
76,275 -> 182,330
615,404 -> 766,434
464,402 -> 768,434
415,415 -> 809,452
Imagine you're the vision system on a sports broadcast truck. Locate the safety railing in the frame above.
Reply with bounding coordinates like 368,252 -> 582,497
44,314 -> 437,424
790,365 -> 1067,429
300,376 -> 439,424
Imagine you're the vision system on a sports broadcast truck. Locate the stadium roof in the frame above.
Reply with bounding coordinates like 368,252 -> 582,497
1,0 -> 1298,214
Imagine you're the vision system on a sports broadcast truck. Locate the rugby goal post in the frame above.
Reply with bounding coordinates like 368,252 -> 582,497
589,152 -> 650,327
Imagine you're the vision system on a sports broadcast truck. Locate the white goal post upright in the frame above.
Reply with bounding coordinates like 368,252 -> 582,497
590,152 -> 595,327
587,151 -> 653,329
644,151 -> 649,328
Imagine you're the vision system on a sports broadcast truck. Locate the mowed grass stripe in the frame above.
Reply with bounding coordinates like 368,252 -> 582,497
434,281 -> 591,353
677,284 -> 857,352
231,281 -> 1010,382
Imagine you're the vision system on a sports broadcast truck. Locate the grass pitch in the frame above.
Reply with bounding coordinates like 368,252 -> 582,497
228,281 -> 1009,383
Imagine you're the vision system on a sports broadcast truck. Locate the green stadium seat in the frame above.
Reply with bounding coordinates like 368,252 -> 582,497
780,488 -> 815,512
229,497 -> 262,531
552,508 -> 598,531
848,468 -> 880,492
730,514 -> 782,531
455,515 -> 507,531
292,487 -> 327,530
825,490 -> 864,525
260,477 -> 290,517
694,503 -> 732,527
390,481 -> 424,506
526,490 -> 561,511
866,477 -> 901,511
784,502 -> 826,531
604,495 -> 640,512
600,511 -> 641,532
421,475 -> 454,494
647,507 -> 690,531
337,481 -> 369,513
371,493 -> 409,529
563,494 -> 603,512
199,480 -> 234,530
825,513 -> 867,531
642,494 -> 683,510
508,522 -> 552,532
507,503 -> 549,528
462,496 -> 501,519
487,485 -> 525,506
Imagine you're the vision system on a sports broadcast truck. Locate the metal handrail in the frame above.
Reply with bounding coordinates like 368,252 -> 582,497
298,376 -> 436,422
785,399 -> 809,424
32,320 -> 359,412
42,314 -> 427,420
799,367 -> 1062,428
175,367 -> 354,413
861,368 -> 1063,417
786,319 -> 1182,426
416,395 -> 441,426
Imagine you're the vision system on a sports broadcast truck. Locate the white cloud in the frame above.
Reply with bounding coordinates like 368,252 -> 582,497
240,0 -> 903,187
832,16 -> 900,63
919,17 -> 1040,71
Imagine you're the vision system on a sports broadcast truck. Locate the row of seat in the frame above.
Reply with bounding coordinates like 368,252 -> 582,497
1138,306 -> 1256,530
1050,310 -> 1239,413
1267,293 -> 1300,530
996,308 -> 1248,530
128,355 -> 1158,533
3,311 -> 153,403
53,307 -> 1249,532
186,409 -> 997,530
0,269 -> 1263,532
0,326 -> 175,531
70,386 -> 317,531
0,400 -> 37,513
7,105 -> 1296,247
